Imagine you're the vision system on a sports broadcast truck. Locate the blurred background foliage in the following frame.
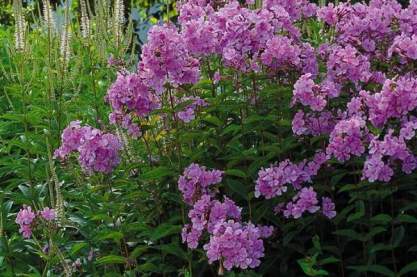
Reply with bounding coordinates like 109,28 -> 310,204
0,0 -> 177,28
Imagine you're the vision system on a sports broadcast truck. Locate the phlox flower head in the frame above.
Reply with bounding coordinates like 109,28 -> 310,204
203,220 -> 272,270
326,116 -> 367,162
55,122 -> 122,174
40,207 -> 56,221
138,24 -> 200,93
283,186 -> 320,219
15,205 -> 36,238
177,97 -> 208,123
178,163 -> 223,205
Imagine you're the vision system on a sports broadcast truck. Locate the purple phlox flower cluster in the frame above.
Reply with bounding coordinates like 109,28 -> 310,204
181,17 -> 218,56
178,163 -> 223,205
73,129 -> 122,174
260,36 -> 318,74
326,45 -> 371,83
109,111 -> 141,138
363,129 -> 417,182
138,24 -> 200,93
177,1 -> 212,24
182,194 -> 212,249
292,73 -> 328,111
16,205 -> 36,238
276,187 -> 336,219
255,152 -> 328,198
388,34 -> 417,61
180,163 -> 273,270
292,110 -> 336,136
364,77 -> 417,128
318,1 -> 401,53
106,72 -> 160,137
182,195 -> 243,249
255,151 -> 335,219
399,0 -> 417,35
207,197 -> 242,233
326,116 -> 368,162
283,187 -> 320,219
106,73 -> 159,117
262,0 -> 317,21
177,96 -> 208,123
178,1 -> 317,73
53,120 -> 85,159
347,96 -> 365,117
300,42 -> 319,76
40,207 -> 56,221
254,163 -> 289,199
16,206 -> 56,238
212,2 -> 275,71
400,118 -> 417,141
317,3 -> 339,25
260,35 -> 301,70
179,0 -> 214,8
306,152 -> 328,177
55,121 -> 122,174
203,220 -> 272,270
321,197 -> 337,219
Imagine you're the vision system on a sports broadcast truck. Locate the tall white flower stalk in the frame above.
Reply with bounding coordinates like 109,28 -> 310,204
113,0 -> 125,47
60,27 -> 71,70
80,0 -> 90,38
13,0 -> 26,52
60,1 -> 71,71
42,0 -> 55,33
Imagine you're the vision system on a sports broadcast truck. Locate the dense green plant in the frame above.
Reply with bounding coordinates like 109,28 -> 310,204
1,0 -> 417,276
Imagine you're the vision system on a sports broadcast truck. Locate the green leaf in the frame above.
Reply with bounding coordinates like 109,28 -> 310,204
348,265 -> 394,277
225,169 -> 247,178
150,224 -> 181,241
312,235 -> 321,252
297,256 -> 329,276
225,179 -> 248,200
96,231 -> 123,243
338,184 -> 358,193
137,262 -> 159,272
370,214 -> 392,224
365,227 -> 386,241
153,242 -> 188,261
319,256 -> 340,265
129,246 -> 147,259
347,200 -> 365,222
333,229 -> 362,241
369,243 -> 393,254
392,226 -> 405,247
399,261 -> 417,276
70,242 -> 88,256
140,167 -> 172,180
396,214 -> 417,224
203,115 -> 222,127
95,255 -> 126,266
